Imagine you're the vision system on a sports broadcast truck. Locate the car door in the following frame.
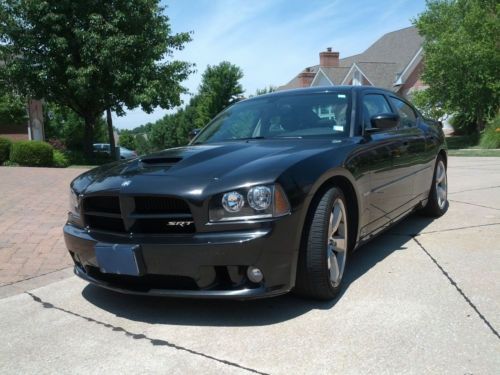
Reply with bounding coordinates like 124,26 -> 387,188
359,91 -> 410,233
387,95 -> 428,207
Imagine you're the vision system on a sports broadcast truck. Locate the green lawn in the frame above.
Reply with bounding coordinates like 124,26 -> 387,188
448,149 -> 500,157
445,134 -> 500,157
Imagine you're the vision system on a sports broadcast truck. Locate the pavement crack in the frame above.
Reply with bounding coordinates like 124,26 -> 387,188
25,292 -> 270,375
412,238 -> 500,341
448,199 -> 500,211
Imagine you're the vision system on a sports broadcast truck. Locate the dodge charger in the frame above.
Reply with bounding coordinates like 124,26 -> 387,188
64,86 -> 448,300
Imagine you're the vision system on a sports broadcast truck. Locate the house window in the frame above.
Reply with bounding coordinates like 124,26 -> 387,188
353,69 -> 362,86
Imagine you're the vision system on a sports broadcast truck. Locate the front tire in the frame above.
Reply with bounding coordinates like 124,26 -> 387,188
420,156 -> 448,217
295,187 -> 349,300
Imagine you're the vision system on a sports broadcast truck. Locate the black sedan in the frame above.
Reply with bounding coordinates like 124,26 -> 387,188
64,86 -> 448,300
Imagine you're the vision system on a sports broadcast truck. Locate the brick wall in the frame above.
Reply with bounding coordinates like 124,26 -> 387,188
0,123 -> 29,141
398,60 -> 427,97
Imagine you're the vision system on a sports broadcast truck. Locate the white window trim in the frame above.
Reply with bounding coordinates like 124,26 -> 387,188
340,63 -> 373,86
311,68 -> 334,86
394,47 -> 423,86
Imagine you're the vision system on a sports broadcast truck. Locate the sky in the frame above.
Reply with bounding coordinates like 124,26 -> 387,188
114,0 -> 427,129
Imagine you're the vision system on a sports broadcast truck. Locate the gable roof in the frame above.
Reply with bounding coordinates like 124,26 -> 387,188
279,26 -> 423,91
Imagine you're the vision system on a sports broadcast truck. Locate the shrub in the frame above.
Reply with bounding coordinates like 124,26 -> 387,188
450,113 -> 477,135
10,141 -> 54,167
2,160 -> 19,167
0,137 -> 12,164
479,115 -> 500,149
52,150 -> 70,167
47,138 -> 67,151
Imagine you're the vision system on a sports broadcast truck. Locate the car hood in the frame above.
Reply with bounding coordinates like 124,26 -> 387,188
72,139 -> 352,197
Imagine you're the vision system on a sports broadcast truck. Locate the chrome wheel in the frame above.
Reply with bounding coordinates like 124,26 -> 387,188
435,160 -> 447,209
327,198 -> 348,287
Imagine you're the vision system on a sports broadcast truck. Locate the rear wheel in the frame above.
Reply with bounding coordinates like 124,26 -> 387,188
295,187 -> 349,300
420,156 -> 448,217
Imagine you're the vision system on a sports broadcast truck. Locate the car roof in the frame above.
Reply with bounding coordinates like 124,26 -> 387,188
244,85 -> 391,102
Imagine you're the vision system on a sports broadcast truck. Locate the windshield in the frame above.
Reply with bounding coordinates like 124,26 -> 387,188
193,91 -> 351,144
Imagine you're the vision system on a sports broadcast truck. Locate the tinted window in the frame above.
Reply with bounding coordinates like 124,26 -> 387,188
390,97 -> 417,128
362,94 -> 392,129
194,92 -> 351,144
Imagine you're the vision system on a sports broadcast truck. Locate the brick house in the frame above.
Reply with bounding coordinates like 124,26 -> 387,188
279,26 -> 426,98
0,99 -> 45,142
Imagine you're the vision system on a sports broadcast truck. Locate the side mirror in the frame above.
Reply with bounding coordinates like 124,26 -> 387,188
368,113 -> 399,132
188,128 -> 201,141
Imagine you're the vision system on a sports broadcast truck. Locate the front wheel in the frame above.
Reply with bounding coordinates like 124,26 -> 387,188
420,156 -> 448,217
295,187 -> 349,300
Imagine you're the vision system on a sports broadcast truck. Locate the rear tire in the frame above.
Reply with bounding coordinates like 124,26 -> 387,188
420,155 -> 448,217
295,187 -> 349,300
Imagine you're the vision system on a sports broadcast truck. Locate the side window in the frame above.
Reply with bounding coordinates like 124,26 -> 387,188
362,94 -> 392,129
390,97 -> 417,128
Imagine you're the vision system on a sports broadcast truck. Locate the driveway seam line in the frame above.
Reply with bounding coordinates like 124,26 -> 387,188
448,185 -> 500,195
25,292 -> 270,375
448,199 -> 500,211
389,222 -> 500,236
412,238 -> 500,341
0,266 -> 73,288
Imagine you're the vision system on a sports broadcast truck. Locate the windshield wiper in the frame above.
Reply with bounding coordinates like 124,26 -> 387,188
236,136 -> 266,141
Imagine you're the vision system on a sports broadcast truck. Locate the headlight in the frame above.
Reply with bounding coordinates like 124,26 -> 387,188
247,186 -> 272,210
222,191 -> 245,212
68,189 -> 83,226
209,184 -> 290,222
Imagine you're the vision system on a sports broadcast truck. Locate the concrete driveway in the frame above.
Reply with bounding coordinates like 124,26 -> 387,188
1,157 -> 499,374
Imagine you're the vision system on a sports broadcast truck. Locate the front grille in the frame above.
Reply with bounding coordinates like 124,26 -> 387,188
86,215 -> 126,233
82,195 -> 194,234
87,266 -> 199,291
84,196 -> 120,214
134,196 -> 190,214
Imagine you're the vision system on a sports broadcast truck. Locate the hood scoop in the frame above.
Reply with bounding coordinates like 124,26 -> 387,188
140,156 -> 183,168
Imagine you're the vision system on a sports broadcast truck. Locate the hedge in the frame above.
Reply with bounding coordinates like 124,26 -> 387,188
52,149 -> 70,168
479,114 -> 500,149
0,137 -> 12,164
10,141 -> 54,167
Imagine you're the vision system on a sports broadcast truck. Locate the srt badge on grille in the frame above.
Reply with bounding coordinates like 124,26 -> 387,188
167,221 -> 194,227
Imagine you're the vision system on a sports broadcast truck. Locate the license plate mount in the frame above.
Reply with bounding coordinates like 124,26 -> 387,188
95,243 -> 144,276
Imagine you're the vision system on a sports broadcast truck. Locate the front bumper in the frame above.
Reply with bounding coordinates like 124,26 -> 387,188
64,218 -> 299,300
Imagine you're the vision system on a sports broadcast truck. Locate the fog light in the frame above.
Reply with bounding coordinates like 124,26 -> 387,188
247,266 -> 263,283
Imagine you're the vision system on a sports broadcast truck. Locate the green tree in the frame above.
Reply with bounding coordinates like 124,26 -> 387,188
0,91 -> 26,125
195,61 -> 244,128
411,89 -> 446,120
118,130 -> 136,150
253,85 -> 277,97
414,0 -> 500,133
144,62 -> 245,151
44,103 -> 107,150
134,133 -> 152,155
0,0 -> 193,157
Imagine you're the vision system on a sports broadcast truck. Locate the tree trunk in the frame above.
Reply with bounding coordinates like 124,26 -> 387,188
83,116 -> 95,160
106,109 -> 117,160
476,108 -> 485,134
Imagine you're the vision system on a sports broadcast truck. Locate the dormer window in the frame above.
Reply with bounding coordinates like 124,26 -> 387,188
353,69 -> 362,86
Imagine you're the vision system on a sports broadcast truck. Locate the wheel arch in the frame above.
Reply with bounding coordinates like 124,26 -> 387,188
438,148 -> 447,168
299,171 -> 361,255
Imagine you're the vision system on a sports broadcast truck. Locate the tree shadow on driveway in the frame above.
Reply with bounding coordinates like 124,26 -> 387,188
81,213 -> 435,327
